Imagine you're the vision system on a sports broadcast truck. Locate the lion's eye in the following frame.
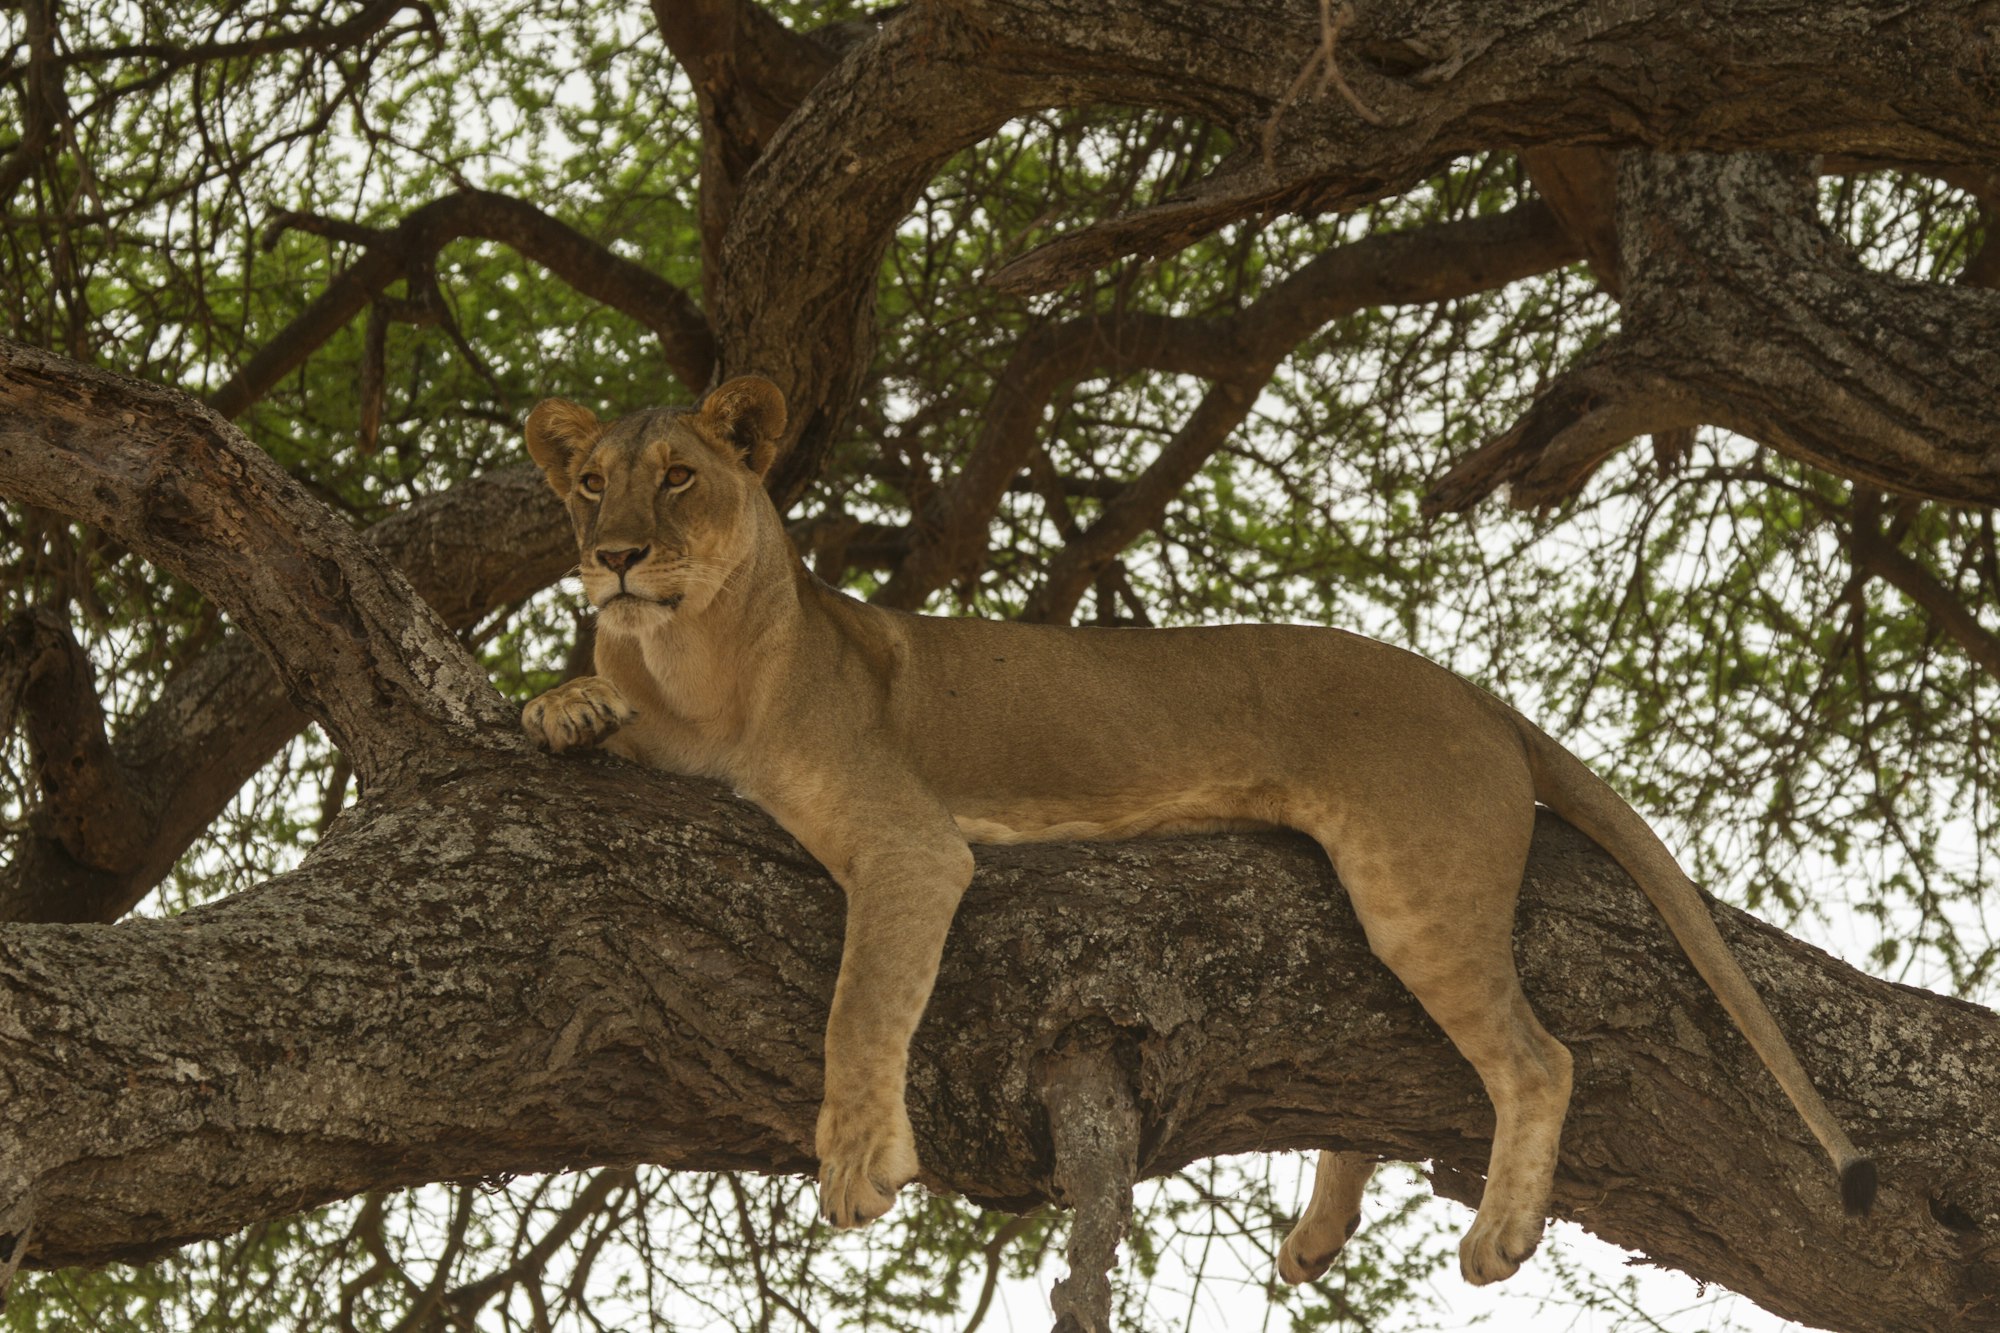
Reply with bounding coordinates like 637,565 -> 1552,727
663,464 -> 694,490
578,473 -> 605,497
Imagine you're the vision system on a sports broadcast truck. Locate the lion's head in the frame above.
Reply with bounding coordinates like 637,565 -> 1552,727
524,376 -> 787,625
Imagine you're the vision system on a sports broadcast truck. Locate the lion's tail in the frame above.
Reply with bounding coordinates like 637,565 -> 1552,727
1511,710 -> 1875,1216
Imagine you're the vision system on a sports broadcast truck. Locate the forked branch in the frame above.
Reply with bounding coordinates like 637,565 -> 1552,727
0,466 -> 572,924
0,341 -> 514,784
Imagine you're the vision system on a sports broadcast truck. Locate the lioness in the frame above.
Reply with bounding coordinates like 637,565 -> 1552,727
520,376 -> 1872,1285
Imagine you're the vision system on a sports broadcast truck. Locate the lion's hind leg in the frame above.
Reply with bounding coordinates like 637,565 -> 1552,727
1327,828 -> 1573,1286
1278,1150 -> 1377,1283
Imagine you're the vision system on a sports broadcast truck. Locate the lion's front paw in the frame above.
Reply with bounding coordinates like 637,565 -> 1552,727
521,676 -> 636,753
815,1099 -> 918,1229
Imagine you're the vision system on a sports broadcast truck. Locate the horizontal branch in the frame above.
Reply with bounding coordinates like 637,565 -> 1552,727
957,0 -> 2000,293
0,341 -> 514,785
0,747 -> 1986,1332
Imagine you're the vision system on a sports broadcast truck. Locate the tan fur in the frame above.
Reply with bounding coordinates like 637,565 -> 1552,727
521,377 -> 1871,1286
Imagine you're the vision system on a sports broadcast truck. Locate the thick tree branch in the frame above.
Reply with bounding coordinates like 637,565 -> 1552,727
651,0 -> 839,275
0,748 -> 1985,1332
873,202 -> 1579,611
701,0 -> 2000,510
0,341 -> 513,785
0,464 -> 574,924
1429,153 -> 2000,512
210,190 -> 716,420
957,0 -> 2000,294
709,7 -> 1083,508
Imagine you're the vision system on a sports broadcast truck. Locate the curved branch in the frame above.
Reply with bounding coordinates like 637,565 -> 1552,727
874,201 -> 1579,612
708,7 -> 1069,508
650,0 -> 840,271
211,189 -> 716,419
0,341 -> 514,784
1429,153 -> 2000,512
0,748 -> 1984,1333
961,0 -> 2000,294
0,464 -> 574,924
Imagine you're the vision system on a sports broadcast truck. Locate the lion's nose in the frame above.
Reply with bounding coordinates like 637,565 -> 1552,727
596,545 -> 650,574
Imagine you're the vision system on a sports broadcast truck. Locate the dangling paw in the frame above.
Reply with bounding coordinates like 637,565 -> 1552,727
815,1099 -> 918,1229
1458,1202 -> 1545,1285
1277,1151 -> 1375,1284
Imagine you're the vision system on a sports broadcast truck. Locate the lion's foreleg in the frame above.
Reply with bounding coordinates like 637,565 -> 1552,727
779,799 -> 974,1229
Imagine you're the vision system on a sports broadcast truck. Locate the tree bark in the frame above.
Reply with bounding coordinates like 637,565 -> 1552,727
3,332 -> 580,922
960,0 -> 2000,294
1429,152 -> 2000,512
0,340 -> 512,786
0,463 -> 574,925
0,757 -> 1989,1333
702,0 -> 2000,521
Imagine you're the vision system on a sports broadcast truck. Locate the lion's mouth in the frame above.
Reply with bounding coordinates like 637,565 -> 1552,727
604,591 -> 685,611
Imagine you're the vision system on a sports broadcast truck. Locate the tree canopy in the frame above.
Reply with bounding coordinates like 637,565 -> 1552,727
1,2 -> 1997,1330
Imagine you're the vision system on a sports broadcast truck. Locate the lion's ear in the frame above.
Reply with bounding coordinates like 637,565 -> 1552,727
698,376 -> 786,478
524,399 -> 601,495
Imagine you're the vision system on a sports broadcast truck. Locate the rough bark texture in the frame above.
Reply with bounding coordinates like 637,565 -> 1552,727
0,340 -> 514,784
1430,152 -> 2000,512
698,0 -> 2000,519
1043,1043 -> 1140,1333
963,0 -> 2000,293
0,352 -> 1994,1333
0,758 -> 1989,1333
0,465 -> 572,926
